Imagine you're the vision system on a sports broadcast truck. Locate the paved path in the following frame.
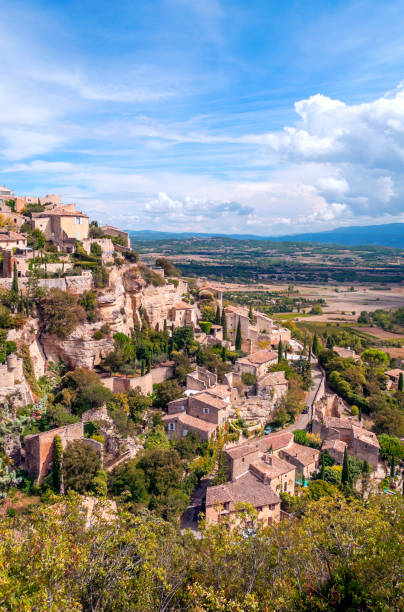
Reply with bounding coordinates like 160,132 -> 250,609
180,474 -> 213,533
284,358 -> 324,432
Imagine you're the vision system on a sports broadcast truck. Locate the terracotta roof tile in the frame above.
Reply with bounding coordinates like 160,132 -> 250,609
225,431 -> 293,460
206,471 -> 280,509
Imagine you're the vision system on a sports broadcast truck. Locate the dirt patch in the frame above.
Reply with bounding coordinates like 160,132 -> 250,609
0,492 -> 41,516
379,346 -> 404,358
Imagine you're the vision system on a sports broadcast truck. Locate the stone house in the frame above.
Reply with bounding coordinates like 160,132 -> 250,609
205,471 -> 281,526
0,203 -> 26,228
256,370 -> 288,402
279,443 -> 320,479
313,393 -> 345,420
234,349 -> 278,379
24,422 -> 84,483
332,346 -> 360,360
0,230 -> 27,250
313,416 -> 380,467
186,366 -> 217,392
100,225 -> 131,248
82,237 -> 115,262
170,301 -> 197,328
322,439 -> 347,464
0,354 -> 33,408
385,368 -> 404,389
163,392 -> 229,441
31,204 -> 89,251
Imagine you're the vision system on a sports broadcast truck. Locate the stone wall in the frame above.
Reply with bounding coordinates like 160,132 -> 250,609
101,364 -> 174,395
0,274 -> 93,294
24,422 -> 84,483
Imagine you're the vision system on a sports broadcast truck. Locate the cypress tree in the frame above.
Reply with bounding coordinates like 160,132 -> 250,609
12,262 -> 18,293
390,455 -> 395,478
163,319 -> 167,332
312,333 -> 319,356
147,353 -> 151,373
341,447 -> 349,485
221,309 -> 227,340
278,340 -> 283,363
326,335 -> 334,349
215,306 -> 221,325
221,345 -> 226,362
141,360 -> 145,376
248,305 -> 253,322
196,347 -> 204,366
52,435 -> 63,493
235,319 -> 242,351
398,372 -> 403,392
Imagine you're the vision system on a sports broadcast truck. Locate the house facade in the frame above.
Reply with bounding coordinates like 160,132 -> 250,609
31,204 -> 89,251
235,349 -> 278,379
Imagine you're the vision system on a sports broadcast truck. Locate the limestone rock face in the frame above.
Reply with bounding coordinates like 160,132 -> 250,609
97,265 -> 144,334
142,279 -> 188,328
41,325 -> 114,369
0,382 -> 33,409
8,317 -> 46,378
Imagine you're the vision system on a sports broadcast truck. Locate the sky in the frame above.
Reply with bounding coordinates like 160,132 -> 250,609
2,0 -> 404,235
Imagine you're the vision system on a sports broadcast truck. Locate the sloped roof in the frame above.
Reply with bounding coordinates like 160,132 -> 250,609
225,431 -> 293,460
281,443 -> 320,466
193,392 -> 227,410
33,205 -> 88,218
206,471 -> 280,509
238,349 -> 277,366
163,412 -> 217,433
172,301 -> 194,310
250,455 -> 295,479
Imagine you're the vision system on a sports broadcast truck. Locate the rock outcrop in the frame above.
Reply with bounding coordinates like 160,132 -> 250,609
41,326 -> 115,370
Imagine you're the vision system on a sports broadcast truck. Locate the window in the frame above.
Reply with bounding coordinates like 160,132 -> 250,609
203,407 -> 210,414
74,216 -> 83,225
182,429 -> 188,437
168,423 -> 176,431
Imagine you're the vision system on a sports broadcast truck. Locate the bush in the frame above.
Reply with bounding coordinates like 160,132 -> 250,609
93,330 -> 104,340
37,289 -> 86,339
199,321 -> 212,334
62,440 -> 101,493
241,372 -> 256,385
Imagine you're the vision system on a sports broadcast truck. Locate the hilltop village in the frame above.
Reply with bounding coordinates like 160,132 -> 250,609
0,184 -> 401,531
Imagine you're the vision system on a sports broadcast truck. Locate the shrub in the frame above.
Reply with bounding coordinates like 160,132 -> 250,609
241,372 -> 256,385
351,405 -> 359,416
37,289 -> 86,339
62,440 -> 101,493
199,321 -> 212,334
93,330 -> 104,340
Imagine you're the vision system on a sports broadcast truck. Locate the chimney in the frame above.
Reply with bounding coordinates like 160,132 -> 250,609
264,453 -> 273,465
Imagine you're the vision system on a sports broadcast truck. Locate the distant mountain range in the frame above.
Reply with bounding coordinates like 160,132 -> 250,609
128,222 -> 404,248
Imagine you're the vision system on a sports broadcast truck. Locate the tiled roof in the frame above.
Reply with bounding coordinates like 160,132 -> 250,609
322,439 -> 347,453
163,412 -> 217,433
172,301 -> 194,310
226,431 -> 293,460
206,471 -> 280,509
33,205 -> 88,218
0,231 -> 26,241
333,346 -> 359,359
385,369 -> 404,377
250,455 -> 295,480
352,425 -> 380,448
238,350 -> 277,366
260,371 -> 288,385
281,443 -> 320,466
193,392 -> 227,410
205,385 -> 231,399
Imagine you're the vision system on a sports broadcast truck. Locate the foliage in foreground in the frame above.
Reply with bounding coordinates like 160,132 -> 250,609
0,493 -> 402,611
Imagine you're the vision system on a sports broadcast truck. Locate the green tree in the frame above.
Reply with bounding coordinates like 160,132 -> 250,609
155,379 -> 183,408
62,440 -> 101,493
52,435 -> 63,493
215,305 -> 221,324
278,340 -> 283,363
312,333 -> 319,356
12,262 -> 18,293
90,242 -> 102,258
221,345 -> 227,362
361,348 -> 389,369
341,446 -> 349,485
248,305 -> 253,322
235,319 -> 242,351
399,372 -> 403,392
390,455 -> 395,478
38,289 -> 86,339
221,308 -> 227,340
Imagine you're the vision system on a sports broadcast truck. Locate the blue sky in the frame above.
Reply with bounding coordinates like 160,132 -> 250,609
2,0 -> 404,234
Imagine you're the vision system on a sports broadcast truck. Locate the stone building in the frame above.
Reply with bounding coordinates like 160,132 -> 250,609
82,237 -> 115,262
332,346 -> 360,360
31,204 -> 89,251
0,354 -> 33,408
0,230 -> 27,250
0,203 -> 26,228
100,225 -> 130,248
163,392 -> 230,441
205,430 -> 317,527
186,366 -> 217,392
313,416 -> 380,467
24,422 -> 84,483
313,393 -> 345,420
234,349 -> 278,379
170,301 -> 197,327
